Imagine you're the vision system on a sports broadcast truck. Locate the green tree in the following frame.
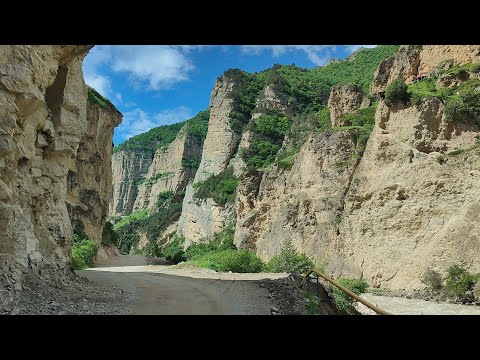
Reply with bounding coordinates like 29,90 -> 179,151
384,79 -> 410,107
101,221 -> 119,246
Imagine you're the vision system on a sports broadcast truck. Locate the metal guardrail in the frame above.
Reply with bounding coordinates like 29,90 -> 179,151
301,269 -> 392,315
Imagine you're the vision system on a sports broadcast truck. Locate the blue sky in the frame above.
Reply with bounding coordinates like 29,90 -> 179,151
83,45 -> 375,145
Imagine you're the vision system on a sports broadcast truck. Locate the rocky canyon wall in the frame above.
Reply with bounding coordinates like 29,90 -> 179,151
67,93 -> 122,243
0,45 -> 97,289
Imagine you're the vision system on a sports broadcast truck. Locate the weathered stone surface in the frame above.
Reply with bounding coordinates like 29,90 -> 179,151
110,125 -> 203,216
177,185 -> 236,247
67,100 -> 122,243
176,75 -> 239,245
236,45 -> 480,292
370,45 -> 480,95
110,150 -> 152,216
334,99 -> 480,291
328,84 -> 370,127
235,131 -> 358,261
0,45 -> 93,288
132,127 -> 202,212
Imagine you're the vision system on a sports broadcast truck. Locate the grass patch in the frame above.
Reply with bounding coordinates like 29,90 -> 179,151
445,62 -> 480,75
113,210 -> 149,231
329,278 -> 368,315
366,287 -> 392,296
305,292 -> 325,315
72,235 -> 98,270
277,152 -> 298,170
436,155 -> 446,164
188,249 -> 264,273
87,86 -> 117,111
181,227 -> 264,273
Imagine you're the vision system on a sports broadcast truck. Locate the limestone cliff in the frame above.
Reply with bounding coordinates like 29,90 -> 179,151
328,84 -> 370,126
176,75 -> 238,245
336,99 -> 480,290
112,45 -> 480,293
110,150 -> 152,216
370,45 -> 480,95
67,90 -> 122,242
235,132 -> 358,260
0,45 -> 95,289
132,127 -> 202,212
110,114 -> 206,217
236,45 -> 480,291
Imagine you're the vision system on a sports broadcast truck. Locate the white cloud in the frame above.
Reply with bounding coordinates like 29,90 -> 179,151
84,45 -> 197,91
117,106 -> 192,141
241,45 -> 336,65
241,45 -> 378,66
84,74 -> 111,96
345,45 -> 377,52
115,92 -> 123,103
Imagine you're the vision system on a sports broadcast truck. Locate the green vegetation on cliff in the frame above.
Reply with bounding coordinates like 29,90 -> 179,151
275,45 -> 399,113
401,63 -> 480,126
114,46 -> 400,259
114,122 -> 184,157
113,210 -> 149,231
193,167 -> 238,206
223,46 -> 398,171
114,109 -> 210,157
185,109 -> 210,141
224,69 -> 266,133
87,86 -> 119,113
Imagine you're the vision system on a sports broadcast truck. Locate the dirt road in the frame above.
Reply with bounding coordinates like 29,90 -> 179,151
78,255 -> 288,315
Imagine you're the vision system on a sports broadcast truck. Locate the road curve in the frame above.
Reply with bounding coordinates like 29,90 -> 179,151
78,255 -> 282,315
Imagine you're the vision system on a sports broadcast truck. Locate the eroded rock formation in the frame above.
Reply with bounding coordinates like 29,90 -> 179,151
0,46 -> 93,289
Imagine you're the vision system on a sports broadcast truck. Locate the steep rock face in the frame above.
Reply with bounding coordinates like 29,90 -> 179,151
370,45 -> 480,95
110,150 -> 152,216
177,185 -> 236,247
235,132 -> 357,260
234,45 -> 480,291
419,45 -> 480,73
110,125 -> 203,216
132,127 -> 202,212
176,76 -> 237,245
334,100 -> 480,291
0,45 -> 93,289
67,100 -> 122,242
192,78 -> 236,182
328,84 -> 370,126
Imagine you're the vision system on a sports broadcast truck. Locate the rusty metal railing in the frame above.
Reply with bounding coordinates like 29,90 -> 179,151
302,269 -> 391,315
